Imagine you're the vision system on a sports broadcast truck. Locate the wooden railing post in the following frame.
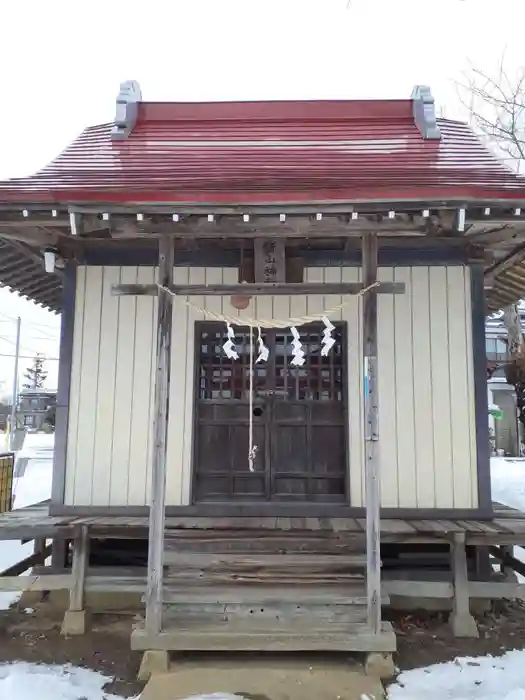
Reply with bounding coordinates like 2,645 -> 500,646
61,525 -> 89,635
145,235 -> 174,636
362,233 -> 381,635
450,532 -> 479,638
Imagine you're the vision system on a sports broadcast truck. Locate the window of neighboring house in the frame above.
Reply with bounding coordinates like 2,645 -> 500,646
486,337 -> 509,361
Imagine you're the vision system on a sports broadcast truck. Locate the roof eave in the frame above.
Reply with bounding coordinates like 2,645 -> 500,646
3,192 -> 525,212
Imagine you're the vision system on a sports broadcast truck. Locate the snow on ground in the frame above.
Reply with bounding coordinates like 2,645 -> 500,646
388,649 -> 525,700
0,662 -> 130,700
0,432 -> 54,609
387,459 -> 525,698
491,456 -> 525,580
2,444 -> 525,699
491,457 -> 525,513
0,437 -> 133,700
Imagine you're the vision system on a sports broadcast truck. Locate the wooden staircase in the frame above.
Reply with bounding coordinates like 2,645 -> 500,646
131,525 -> 396,652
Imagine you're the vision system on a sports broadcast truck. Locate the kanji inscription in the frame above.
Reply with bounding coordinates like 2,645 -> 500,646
254,238 -> 286,283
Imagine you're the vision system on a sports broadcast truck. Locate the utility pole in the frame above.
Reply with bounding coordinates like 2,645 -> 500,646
9,317 -> 21,451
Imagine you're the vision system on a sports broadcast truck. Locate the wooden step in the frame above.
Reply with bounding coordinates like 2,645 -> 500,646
163,529 -> 364,555
163,552 -> 367,585
164,573 -> 366,585
131,620 -> 397,652
163,552 -> 367,568
162,583 -> 379,605
163,517 -> 363,533
163,601 -> 369,625
161,582 -> 389,627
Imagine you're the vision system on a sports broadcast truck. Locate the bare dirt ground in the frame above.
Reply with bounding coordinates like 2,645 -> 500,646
0,608 -> 143,697
1,601 -> 525,697
391,600 -> 525,670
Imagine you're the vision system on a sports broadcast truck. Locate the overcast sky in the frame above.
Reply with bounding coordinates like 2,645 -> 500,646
0,0 -> 523,393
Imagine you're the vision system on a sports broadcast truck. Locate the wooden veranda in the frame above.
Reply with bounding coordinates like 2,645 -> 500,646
3,500 -> 525,654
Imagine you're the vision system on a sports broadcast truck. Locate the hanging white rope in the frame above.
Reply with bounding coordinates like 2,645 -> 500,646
321,316 -> 336,356
290,326 -> 306,366
156,281 -> 379,328
247,326 -> 257,472
223,323 -> 239,359
255,326 -> 269,363
156,280 -> 380,475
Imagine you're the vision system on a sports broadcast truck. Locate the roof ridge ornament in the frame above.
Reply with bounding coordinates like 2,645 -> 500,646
411,85 -> 441,140
111,80 -> 142,140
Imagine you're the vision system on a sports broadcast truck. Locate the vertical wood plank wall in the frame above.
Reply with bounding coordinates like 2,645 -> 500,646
64,265 -> 478,509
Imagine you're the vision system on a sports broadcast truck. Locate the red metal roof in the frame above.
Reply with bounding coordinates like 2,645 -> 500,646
1,99 -> 525,205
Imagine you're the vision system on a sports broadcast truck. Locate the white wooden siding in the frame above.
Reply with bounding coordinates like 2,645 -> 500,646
64,265 -> 478,510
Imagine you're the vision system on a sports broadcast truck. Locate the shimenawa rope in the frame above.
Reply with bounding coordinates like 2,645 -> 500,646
156,281 -> 379,473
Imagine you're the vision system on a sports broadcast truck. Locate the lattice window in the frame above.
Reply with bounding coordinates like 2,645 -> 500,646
199,326 -> 268,400
198,323 -> 344,402
273,326 -> 344,401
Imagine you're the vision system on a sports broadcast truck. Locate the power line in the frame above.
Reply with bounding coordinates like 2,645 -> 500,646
0,352 -> 58,361
0,330 -> 59,343
0,321 -> 60,334
0,327 -> 60,344
0,314 -> 60,331
24,331 -> 59,342
0,335 -> 46,355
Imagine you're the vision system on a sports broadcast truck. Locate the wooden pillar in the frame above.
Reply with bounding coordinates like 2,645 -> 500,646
145,235 -> 174,636
450,532 -> 479,638
61,525 -> 89,635
32,538 -> 46,564
499,545 -> 518,581
51,538 -> 67,570
362,233 -> 381,635
32,537 -> 47,578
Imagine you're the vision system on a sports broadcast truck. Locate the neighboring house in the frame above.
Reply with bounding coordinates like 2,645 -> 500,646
0,404 -> 10,433
16,390 -> 57,432
486,309 -> 525,456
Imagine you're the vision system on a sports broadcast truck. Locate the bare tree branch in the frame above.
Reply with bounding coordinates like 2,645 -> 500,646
461,57 -> 525,441
458,58 -> 525,168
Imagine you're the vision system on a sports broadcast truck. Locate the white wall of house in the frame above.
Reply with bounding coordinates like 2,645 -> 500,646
63,264 -> 478,510
488,379 -> 521,455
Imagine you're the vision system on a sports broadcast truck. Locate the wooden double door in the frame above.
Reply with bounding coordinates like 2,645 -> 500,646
192,322 -> 348,503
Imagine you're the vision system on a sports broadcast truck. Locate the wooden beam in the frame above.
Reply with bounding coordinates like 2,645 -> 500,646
104,217 -> 424,240
362,233 -> 381,636
489,545 -> 525,578
0,574 -> 73,592
486,242 -> 525,278
130,621 -> 397,652
385,578 -> 525,601
145,235 -> 174,636
469,581 -> 525,599
0,219 -> 71,228
383,580 -> 454,599
66,201 -> 525,217
112,282 -> 405,297
0,543 -> 52,577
